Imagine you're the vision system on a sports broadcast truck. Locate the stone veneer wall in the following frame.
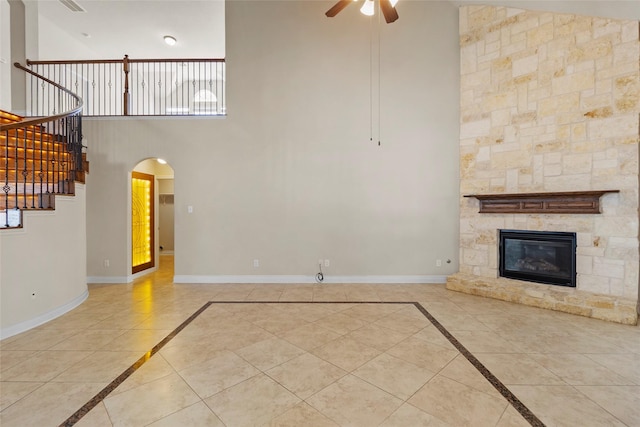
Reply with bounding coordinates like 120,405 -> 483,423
446,5 -> 640,324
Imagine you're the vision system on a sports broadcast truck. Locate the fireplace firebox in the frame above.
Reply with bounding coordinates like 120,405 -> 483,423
499,230 -> 576,287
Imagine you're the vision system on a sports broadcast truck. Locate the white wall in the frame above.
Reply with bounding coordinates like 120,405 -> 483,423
84,0 -> 461,283
1,186 -> 88,338
0,0 -> 11,109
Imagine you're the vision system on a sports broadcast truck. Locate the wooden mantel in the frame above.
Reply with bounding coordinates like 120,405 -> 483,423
464,190 -> 619,214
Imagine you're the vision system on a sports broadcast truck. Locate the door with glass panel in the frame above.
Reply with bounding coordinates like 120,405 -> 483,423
132,172 -> 155,273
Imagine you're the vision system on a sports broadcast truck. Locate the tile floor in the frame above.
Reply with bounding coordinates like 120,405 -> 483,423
1,255 -> 639,426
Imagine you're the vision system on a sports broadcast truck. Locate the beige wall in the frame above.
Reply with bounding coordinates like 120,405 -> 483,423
1,186 -> 88,337
84,0 -> 461,282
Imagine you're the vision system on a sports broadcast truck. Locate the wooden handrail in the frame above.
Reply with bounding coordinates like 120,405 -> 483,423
27,57 -> 225,65
0,63 -> 83,131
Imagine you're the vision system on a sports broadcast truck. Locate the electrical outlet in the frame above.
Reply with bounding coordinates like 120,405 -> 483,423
188,205 -> 193,213
31,292 -> 36,299
324,259 -> 330,267
436,259 -> 442,267
104,259 -> 110,268
253,259 -> 260,268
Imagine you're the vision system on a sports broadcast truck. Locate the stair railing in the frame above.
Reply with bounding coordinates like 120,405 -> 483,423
1,62 -> 83,228
25,56 -> 226,117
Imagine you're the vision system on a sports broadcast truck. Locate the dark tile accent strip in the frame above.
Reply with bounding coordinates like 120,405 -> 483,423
60,300 -> 544,427
59,302 -> 213,427
413,302 -> 546,427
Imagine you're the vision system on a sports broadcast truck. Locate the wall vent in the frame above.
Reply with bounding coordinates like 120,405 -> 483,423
59,0 -> 85,12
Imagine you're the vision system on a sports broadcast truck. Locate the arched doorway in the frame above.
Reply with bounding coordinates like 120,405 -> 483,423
131,158 -> 175,276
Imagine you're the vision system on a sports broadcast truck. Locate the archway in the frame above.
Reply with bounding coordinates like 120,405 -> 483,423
131,158 -> 175,276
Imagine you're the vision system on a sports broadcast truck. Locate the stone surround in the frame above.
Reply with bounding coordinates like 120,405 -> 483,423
447,5 -> 639,324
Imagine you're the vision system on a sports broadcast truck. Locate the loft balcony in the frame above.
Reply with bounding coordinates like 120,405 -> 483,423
23,56 -> 226,117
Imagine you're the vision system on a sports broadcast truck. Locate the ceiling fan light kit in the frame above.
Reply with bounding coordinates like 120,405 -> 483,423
325,0 -> 399,23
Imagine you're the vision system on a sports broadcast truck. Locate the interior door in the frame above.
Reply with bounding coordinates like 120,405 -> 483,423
132,171 -> 155,274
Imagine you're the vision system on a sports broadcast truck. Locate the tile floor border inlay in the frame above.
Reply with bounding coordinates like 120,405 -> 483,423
59,301 -> 545,427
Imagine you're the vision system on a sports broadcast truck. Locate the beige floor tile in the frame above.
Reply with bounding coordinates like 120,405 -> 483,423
386,336 -> 458,372
374,311 -> 431,335
576,385 -> 640,426
347,324 -> 413,351
110,353 -> 176,396
585,353 -> 640,385
178,350 -> 260,399
52,350 -> 141,383
306,374 -> 403,426
408,375 -> 508,427
510,385 -> 627,426
49,329 -> 128,351
205,374 -> 301,426
0,382 -> 104,427
495,406 -> 532,427
266,353 -> 346,399
528,353 -> 636,385
313,313 -> 367,335
267,402 -> 339,427
0,381 -> 43,411
451,330 -> 520,353
278,323 -> 341,351
353,353 -> 436,400
104,373 -> 200,426
341,303 -> 402,322
0,328 -> 79,351
147,401 -> 225,427
0,350 -> 92,382
98,328 -> 172,352
159,342 -> 229,372
279,288 -> 315,302
438,354 -> 503,399
311,335 -> 382,372
379,403 -> 452,427
235,336 -> 306,371
74,402 -> 114,427
476,353 -> 565,385
411,325 -> 458,350
0,349 -> 38,373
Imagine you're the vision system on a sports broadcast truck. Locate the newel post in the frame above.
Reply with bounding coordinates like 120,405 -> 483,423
123,54 -> 130,116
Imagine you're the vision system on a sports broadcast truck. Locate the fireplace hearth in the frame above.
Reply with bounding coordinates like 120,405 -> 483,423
499,230 -> 576,287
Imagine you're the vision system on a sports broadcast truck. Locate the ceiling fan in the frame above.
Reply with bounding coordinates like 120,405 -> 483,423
325,0 -> 399,23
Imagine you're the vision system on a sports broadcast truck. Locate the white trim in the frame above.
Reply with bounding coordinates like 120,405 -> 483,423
87,276 -> 130,284
87,266 -> 158,285
0,289 -> 89,340
173,275 -> 447,284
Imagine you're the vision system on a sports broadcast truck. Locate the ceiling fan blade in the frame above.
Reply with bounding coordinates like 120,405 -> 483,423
325,0 -> 352,17
379,0 -> 399,23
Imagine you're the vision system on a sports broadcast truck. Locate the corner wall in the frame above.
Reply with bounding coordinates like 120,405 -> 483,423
1,186 -> 88,338
448,5 -> 639,324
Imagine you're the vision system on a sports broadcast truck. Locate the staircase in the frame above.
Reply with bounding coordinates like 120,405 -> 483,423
1,110 -> 88,228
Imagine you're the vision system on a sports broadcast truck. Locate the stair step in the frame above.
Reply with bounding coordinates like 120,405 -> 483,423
1,193 -> 57,210
0,110 -> 23,123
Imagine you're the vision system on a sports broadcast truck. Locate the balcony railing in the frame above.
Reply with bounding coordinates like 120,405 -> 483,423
25,56 -> 226,117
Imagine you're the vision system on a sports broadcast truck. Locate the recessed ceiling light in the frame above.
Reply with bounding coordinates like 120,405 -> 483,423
163,35 -> 177,46
81,32 -> 90,38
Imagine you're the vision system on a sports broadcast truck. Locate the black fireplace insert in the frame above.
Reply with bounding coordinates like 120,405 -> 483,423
499,229 -> 576,287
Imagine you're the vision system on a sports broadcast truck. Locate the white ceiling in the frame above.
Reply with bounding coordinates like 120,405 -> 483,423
32,0 -> 225,59
31,0 -> 639,60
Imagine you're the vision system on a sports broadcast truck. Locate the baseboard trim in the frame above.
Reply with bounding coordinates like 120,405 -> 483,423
0,289 -> 89,340
87,276 -> 129,284
173,275 -> 447,284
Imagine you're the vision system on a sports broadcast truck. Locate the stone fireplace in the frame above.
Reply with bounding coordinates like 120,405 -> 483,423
446,6 -> 639,324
